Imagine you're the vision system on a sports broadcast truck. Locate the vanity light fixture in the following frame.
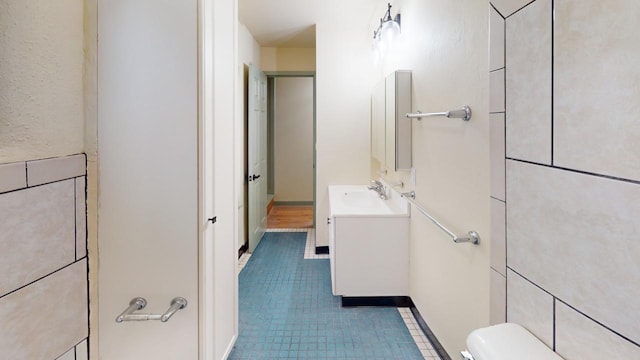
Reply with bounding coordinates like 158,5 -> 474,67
372,3 -> 401,62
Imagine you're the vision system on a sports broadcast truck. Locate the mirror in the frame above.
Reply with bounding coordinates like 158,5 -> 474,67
371,80 -> 386,164
371,70 -> 412,171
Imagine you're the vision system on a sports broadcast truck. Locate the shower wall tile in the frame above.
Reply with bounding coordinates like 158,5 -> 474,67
490,198 -> 506,275
506,160 -> 640,345
0,179 -> 76,296
490,268 -> 506,325
0,260 -> 88,360
489,6 -> 505,71
489,69 -> 505,113
505,0 -> 552,165
57,348 -> 75,360
506,269 -> 553,348
490,113 -> 505,201
491,0 -> 534,18
76,176 -> 87,259
556,302 -> 640,359
0,162 -> 26,193
554,0 -> 640,181
76,339 -> 88,360
27,154 -> 86,186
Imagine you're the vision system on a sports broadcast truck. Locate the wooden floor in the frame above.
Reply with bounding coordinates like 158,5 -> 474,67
267,205 -> 313,229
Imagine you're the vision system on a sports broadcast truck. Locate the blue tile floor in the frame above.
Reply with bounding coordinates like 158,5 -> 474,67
228,232 -> 425,359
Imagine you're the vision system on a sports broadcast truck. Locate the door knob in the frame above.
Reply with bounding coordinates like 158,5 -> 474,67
252,174 -> 261,180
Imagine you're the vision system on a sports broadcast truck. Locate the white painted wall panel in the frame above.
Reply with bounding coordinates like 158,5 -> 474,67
97,0 -> 199,358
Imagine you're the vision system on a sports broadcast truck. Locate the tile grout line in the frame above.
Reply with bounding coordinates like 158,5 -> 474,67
398,308 -> 440,359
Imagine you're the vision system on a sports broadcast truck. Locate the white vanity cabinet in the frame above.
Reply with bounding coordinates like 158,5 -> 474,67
329,216 -> 409,296
328,185 -> 410,297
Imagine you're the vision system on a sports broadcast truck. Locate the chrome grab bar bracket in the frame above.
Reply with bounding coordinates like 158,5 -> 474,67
401,191 -> 480,246
116,297 -> 147,323
161,297 -> 188,322
453,231 -> 480,245
115,297 -> 188,323
406,105 -> 472,121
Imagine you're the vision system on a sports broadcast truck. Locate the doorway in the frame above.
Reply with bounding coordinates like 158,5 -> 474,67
240,72 -> 317,255
268,74 -> 316,228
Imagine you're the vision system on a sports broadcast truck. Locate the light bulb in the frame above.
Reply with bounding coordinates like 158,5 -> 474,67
379,20 -> 400,53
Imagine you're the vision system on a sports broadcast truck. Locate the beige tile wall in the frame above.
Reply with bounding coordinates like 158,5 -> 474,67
505,0 -> 552,165
556,302 -> 640,359
0,154 -> 88,359
506,269 -> 554,348
490,0 -> 640,356
489,268 -> 506,325
554,1 -> 640,181
507,160 -> 640,343
488,3 -> 507,335
490,114 -> 506,201
0,180 -> 76,295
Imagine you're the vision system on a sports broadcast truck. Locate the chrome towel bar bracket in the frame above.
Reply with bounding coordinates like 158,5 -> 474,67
406,105 -> 472,121
401,191 -> 480,245
116,297 -> 188,323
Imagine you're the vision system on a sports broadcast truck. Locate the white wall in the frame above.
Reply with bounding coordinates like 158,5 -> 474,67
316,0 -> 490,355
373,0 -> 490,355
0,0 -> 85,162
261,47 -> 316,72
315,0 -> 379,248
274,77 -> 314,202
97,1 -> 200,358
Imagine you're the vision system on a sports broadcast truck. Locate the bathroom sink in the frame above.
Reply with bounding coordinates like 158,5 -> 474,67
328,185 -> 409,217
340,189 -> 378,206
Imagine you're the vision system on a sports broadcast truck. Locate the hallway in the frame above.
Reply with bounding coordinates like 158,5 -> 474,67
230,232 -> 439,359
267,206 -> 314,229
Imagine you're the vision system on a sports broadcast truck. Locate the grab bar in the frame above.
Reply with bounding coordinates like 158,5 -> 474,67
406,105 -> 472,121
116,297 -> 188,323
401,191 -> 480,245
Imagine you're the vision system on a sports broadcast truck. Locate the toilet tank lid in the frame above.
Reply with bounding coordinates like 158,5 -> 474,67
467,323 -> 564,360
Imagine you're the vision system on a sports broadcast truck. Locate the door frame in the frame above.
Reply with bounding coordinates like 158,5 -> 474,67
199,0 -> 239,358
264,71 -> 317,227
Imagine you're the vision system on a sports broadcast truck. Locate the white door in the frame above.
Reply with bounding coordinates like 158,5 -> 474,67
97,0 -> 236,358
248,65 -> 267,252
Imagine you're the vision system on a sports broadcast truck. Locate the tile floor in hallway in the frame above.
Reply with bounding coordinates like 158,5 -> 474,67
230,231 -> 440,359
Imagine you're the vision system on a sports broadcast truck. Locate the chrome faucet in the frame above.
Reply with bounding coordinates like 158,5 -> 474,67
367,180 -> 387,200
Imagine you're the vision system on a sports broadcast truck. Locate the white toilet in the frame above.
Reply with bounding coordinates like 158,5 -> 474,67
461,323 -> 564,360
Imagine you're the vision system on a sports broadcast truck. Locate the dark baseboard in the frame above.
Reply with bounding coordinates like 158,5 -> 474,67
341,296 -> 413,308
315,246 -> 329,254
238,243 -> 248,259
410,306 -> 451,360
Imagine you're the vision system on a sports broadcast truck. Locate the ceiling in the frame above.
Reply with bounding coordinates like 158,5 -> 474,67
238,0 -> 318,48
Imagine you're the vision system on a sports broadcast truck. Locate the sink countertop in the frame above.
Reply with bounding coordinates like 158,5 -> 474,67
328,185 -> 410,218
